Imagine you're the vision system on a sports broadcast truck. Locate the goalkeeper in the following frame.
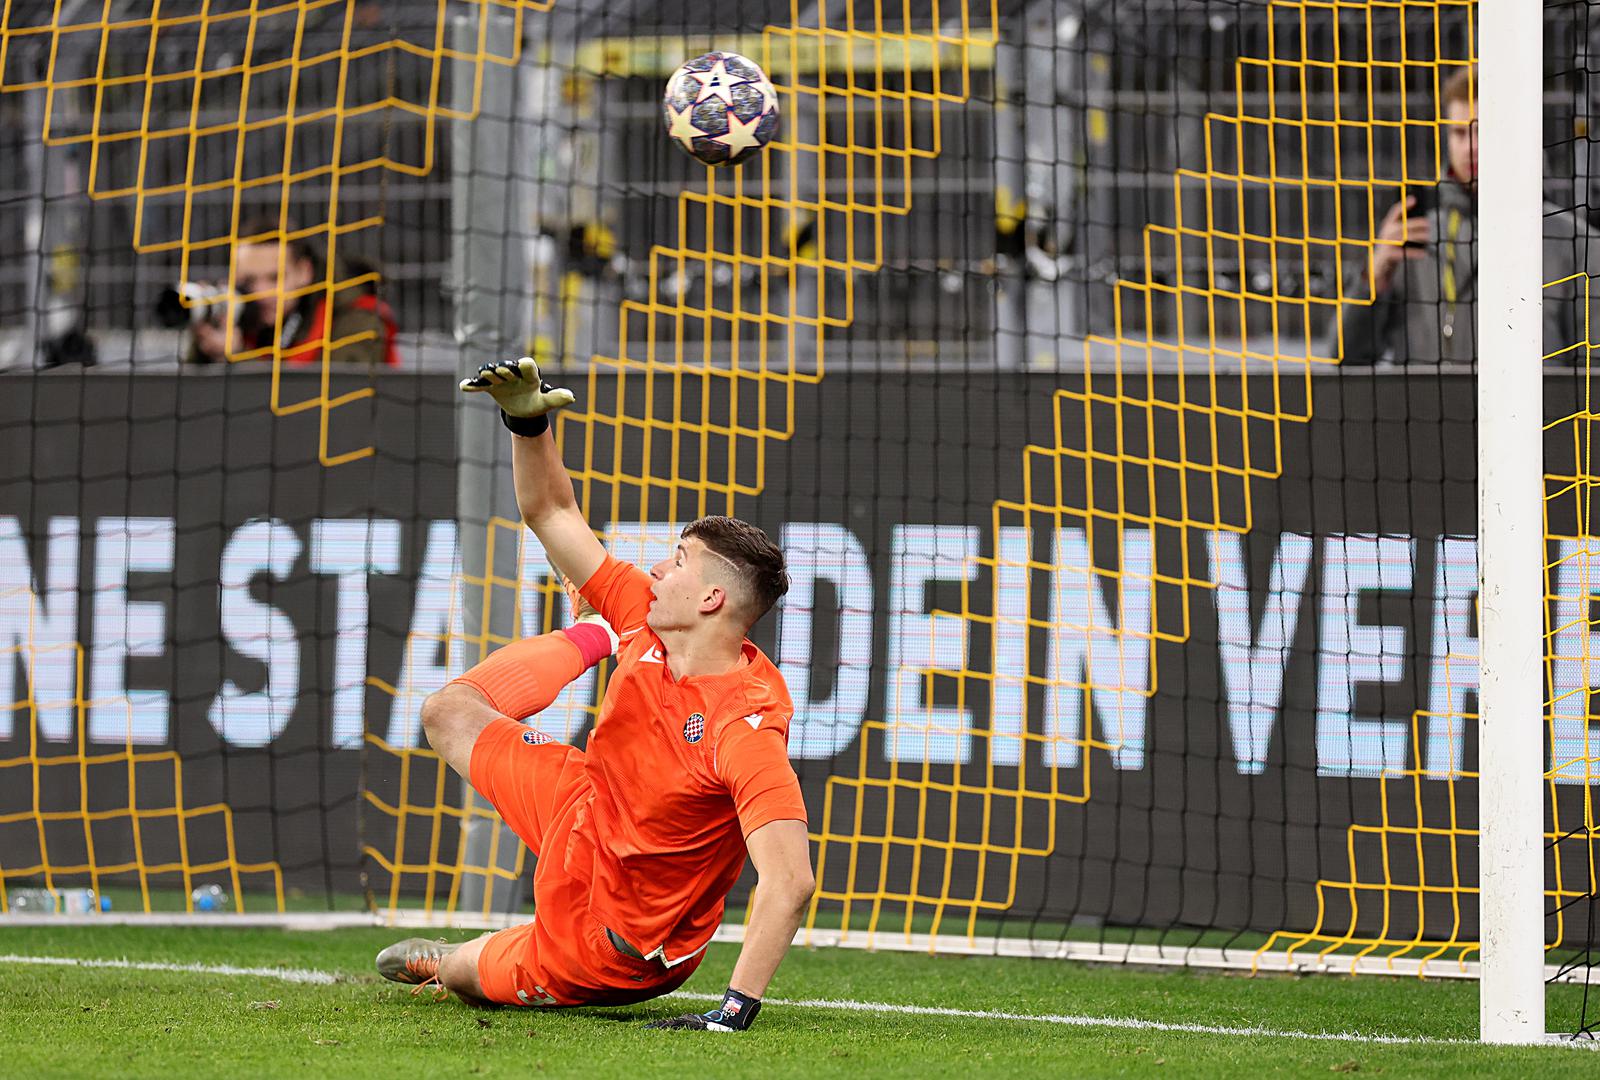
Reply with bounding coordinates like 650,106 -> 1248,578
376,358 -> 813,1032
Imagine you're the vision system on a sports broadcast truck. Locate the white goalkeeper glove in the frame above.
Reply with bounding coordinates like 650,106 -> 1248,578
458,357 -> 575,436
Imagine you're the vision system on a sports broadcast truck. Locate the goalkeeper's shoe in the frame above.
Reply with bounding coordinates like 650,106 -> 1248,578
375,937 -> 461,1001
458,356 -> 575,419
645,988 -> 761,1032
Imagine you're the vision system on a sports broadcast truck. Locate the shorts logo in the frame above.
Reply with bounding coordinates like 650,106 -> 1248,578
517,986 -> 558,1007
683,713 -> 706,743
522,729 -> 552,745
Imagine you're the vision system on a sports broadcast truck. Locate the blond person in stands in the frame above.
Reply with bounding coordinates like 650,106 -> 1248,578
1333,63 -> 1596,366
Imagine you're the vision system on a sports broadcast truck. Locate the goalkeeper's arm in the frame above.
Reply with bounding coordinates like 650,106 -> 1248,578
459,357 -> 605,590
647,819 -> 814,1032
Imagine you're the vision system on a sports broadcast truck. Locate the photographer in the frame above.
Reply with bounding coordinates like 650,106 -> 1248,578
1333,64 -> 1597,366
180,215 -> 398,367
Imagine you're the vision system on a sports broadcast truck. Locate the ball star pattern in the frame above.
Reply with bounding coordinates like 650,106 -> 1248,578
662,51 -> 779,167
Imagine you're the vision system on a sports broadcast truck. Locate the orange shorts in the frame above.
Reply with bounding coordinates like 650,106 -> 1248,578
467,717 -> 702,1007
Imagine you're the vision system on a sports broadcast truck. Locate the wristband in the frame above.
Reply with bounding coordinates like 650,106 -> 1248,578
708,987 -> 761,1031
500,410 -> 549,438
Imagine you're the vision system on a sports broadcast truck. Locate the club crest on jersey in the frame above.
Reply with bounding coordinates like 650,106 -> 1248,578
683,713 -> 706,744
522,728 -> 552,745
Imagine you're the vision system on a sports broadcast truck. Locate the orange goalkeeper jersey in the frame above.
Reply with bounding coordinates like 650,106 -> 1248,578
570,554 -> 808,966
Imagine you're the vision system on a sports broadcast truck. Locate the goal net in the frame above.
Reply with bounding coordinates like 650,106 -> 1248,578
0,0 -> 1594,1040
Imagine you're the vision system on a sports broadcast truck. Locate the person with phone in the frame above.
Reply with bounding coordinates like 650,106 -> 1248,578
1331,63 -> 1594,366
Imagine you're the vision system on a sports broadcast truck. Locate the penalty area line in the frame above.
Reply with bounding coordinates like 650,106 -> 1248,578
8,954 -> 1590,1048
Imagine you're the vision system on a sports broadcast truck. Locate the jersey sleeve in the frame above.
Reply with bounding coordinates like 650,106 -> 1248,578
714,716 -> 809,837
577,553 -> 655,635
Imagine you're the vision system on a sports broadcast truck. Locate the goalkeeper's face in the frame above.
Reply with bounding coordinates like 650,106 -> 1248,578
646,537 -> 738,635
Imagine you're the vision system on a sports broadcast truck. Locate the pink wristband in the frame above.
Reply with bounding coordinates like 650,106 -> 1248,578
560,622 -> 614,668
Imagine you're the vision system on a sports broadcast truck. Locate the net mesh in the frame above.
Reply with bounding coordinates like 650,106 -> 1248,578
1,0 -> 1598,1036
1542,0 -> 1600,1038
0,0 -> 552,463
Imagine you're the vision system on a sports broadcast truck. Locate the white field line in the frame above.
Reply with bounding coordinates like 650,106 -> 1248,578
664,990 -> 1492,1047
2,953 -> 339,984
6,952 -> 1596,1048
4,915 -> 1589,986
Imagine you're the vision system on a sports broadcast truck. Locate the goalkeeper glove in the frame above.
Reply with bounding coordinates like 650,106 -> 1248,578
458,356 -> 575,437
645,988 -> 761,1032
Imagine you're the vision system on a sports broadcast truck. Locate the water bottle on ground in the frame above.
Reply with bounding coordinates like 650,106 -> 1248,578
62,888 -> 109,914
190,884 -> 230,912
8,887 -> 55,913
7,887 -> 108,914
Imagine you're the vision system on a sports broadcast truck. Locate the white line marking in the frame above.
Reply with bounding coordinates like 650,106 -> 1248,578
668,991 -> 1598,1047
662,990 -> 1469,1044
6,954 -> 1594,1048
1,954 -> 339,985
0,916 -> 1584,989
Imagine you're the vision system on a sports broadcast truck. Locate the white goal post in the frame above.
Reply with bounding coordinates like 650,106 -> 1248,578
1476,0 -> 1547,1047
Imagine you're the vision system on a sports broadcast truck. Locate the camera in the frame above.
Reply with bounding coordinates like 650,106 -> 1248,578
154,282 -> 232,329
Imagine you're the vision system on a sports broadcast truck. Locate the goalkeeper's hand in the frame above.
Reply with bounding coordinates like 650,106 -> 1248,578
458,357 -> 575,419
645,988 -> 761,1032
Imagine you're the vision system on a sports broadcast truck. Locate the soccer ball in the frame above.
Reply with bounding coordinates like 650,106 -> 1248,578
662,51 -> 779,167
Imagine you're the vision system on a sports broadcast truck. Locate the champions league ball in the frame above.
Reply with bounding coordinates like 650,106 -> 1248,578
662,51 -> 779,167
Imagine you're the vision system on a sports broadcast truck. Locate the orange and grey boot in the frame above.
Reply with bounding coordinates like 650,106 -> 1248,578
375,937 -> 462,1000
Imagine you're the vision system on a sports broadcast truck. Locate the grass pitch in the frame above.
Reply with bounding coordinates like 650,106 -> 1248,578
3,924 -> 1596,1078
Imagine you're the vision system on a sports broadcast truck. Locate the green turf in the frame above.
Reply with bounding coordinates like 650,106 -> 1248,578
1,925 -> 1595,1078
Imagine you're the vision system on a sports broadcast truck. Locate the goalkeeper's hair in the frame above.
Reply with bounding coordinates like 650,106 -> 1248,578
683,516 -> 789,626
